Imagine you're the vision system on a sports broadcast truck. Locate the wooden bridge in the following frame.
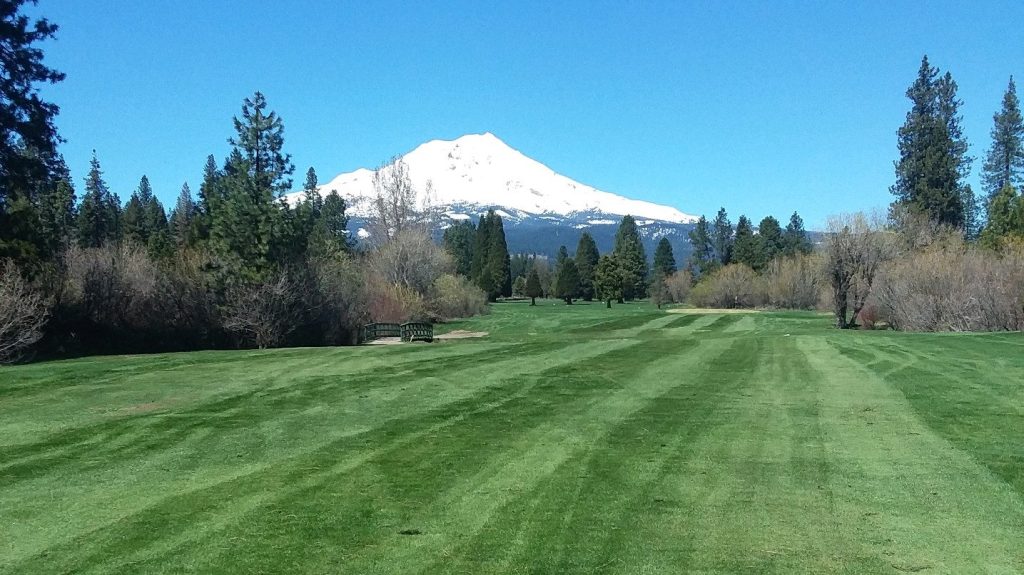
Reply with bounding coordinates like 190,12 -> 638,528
363,322 -> 433,343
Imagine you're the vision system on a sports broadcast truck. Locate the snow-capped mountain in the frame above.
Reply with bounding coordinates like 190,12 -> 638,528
295,133 -> 699,259
305,132 -> 697,225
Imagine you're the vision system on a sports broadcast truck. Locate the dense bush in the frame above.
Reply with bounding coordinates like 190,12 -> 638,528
663,270 -> 692,304
428,274 -> 489,320
762,254 -> 822,310
875,242 -> 1024,331
689,264 -> 763,309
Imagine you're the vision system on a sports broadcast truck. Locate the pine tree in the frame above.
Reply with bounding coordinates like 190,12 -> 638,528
442,220 -> 476,277
613,215 -> 647,299
122,191 -> 146,244
783,211 -> 812,255
229,91 -> 294,198
487,211 -> 512,299
556,245 -> 569,266
652,237 -> 676,277
471,212 -> 494,296
212,93 -> 294,279
0,0 -> 65,204
981,77 -> 1024,208
594,254 -> 625,308
687,215 -> 716,276
979,184 -> 1023,247
891,56 -> 969,229
757,215 -> 784,264
555,258 -> 580,304
711,207 -> 733,265
308,190 -> 350,258
77,152 -> 117,248
575,232 -> 599,301
732,215 -> 764,271
169,182 -> 195,247
525,267 -> 543,305
36,176 -> 75,257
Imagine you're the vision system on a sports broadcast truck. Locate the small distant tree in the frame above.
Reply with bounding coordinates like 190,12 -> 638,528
687,215 -> 716,276
77,152 -> 118,248
169,182 -> 196,248
652,237 -> 676,277
757,215 -> 784,263
732,215 -> 764,271
525,267 -> 543,305
555,258 -> 580,304
711,208 -> 733,265
783,211 -> 812,255
512,275 -> 527,297
575,232 -> 600,301
613,215 -> 648,299
594,254 -> 625,308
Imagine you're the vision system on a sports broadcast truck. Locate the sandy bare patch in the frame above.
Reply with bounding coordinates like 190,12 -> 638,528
435,330 -> 489,340
366,337 -> 403,345
665,308 -> 759,314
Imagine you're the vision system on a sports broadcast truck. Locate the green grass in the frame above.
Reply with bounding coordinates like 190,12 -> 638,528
2,300 -> 1023,573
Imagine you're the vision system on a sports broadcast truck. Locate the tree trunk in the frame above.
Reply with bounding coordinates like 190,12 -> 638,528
606,299 -> 612,309
530,297 -> 535,306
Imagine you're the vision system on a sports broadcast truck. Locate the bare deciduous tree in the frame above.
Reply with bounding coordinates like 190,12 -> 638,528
663,270 -> 693,304
223,272 -> 307,349
824,212 -> 897,328
370,157 -> 424,243
0,261 -> 50,363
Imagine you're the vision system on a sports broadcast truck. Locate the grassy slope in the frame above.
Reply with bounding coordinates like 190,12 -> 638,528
1,301 -> 1022,574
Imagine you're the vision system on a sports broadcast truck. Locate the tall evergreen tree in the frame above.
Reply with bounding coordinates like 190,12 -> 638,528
229,91 -> 294,198
442,220 -> 476,277
212,93 -> 294,279
471,212 -> 493,294
0,0 -> 65,205
652,237 -> 676,277
687,215 -> 716,276
554,258 -> 580,304
732,215 -> 764,270
575,232 -> 599,301
783,211 -> 811,255
308,190 -> 350,258
35,175 -> 75,257
981,77 -> 1024,208
487,211 -> 512,299
612,215 -> 647,299
594,254 -> 626,307
525,267 -> 543,306
711,207 -> 733,265
757,215 -> 784,263
77,152 -> 117,248
169,182 -> 195,247
891,56 -> 969,229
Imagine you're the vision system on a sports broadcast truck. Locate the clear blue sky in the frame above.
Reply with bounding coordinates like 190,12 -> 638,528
28,0 -> 1024,227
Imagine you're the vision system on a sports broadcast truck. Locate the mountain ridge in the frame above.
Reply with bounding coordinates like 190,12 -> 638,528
302,132 -> 697,225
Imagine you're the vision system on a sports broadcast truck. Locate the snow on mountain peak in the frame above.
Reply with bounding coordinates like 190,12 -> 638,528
307,133 -> 698,224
